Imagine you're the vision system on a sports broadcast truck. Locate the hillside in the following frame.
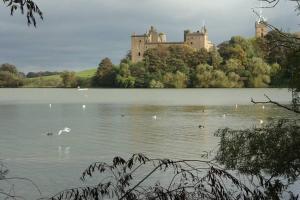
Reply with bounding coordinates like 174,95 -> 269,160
23,68 -> 96,88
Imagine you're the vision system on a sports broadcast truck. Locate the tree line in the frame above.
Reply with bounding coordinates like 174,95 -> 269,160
92,31 -> 296,88
0,30 -> 297,88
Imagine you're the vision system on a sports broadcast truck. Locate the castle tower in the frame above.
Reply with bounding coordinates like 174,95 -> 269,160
130,25 -> 214,63
131,33 -> 147,63
255,7 -> 268,38
184,26 -> 213,50
131,26 -> 167,63
255,21 -> 268,38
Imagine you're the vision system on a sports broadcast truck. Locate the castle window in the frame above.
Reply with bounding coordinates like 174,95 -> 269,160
261,32 -> 264,37
190,42 -> 193,45
139,40 -> 142,43
138,52 -> 141,56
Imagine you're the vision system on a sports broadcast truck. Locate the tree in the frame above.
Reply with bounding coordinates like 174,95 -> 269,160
93,57 -> 116,87
116,63 -> 135,88
208,48 -> 223,68
0,71 -> 23,87
187,48 -> 210,67
192,64 -> 213,88
149,79 -> 164,88
213,2 -> 300,199
144,46 -> 169,73
247,57 -> 272,87
215,120 -> 300,199
192,64 -> 242,88
224,58 -> 244,74
129,62 -> 148,88
162,71 -> 188,88
0,63 -> 18,74
166,57 -> 189,74
0,63 -> 24,87
50,154 -> 267,200
3,0 -> 43,26
60,71 -> 77,88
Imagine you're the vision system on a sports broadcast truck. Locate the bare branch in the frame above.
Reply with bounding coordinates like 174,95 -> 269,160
251,94 -> 300,113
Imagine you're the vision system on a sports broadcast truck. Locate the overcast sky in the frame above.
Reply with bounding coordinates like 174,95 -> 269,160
0,0 -> 299,72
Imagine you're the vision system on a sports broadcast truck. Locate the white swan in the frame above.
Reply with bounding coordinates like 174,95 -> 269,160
77,86 -> 89,91
152,115 -> 157,120
58,127 -> 71,135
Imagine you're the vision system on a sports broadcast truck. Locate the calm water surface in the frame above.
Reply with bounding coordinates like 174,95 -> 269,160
0,88 -> 297,198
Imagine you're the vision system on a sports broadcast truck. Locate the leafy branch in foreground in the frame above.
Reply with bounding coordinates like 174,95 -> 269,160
215,119 -> 300,199
3,0 -> 43,26
51,153 -> 298,200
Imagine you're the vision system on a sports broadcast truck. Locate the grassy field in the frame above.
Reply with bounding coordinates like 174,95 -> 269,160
23,68 -> 96,88
76,68 -> 97,78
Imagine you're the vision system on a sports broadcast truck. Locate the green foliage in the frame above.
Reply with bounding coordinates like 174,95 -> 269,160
116,63 -> 135,88
23,75 -> 62,88
162,71 -> 188,88
288,50 -> 300,92
60,71 -> 77,88
144,46 -> 169,73
149,79 -> 164,88
218,36 -> 255,65
0,63 -> 18,74
208,48 -> 223,68
93,57 -> 116,87
215,119 -> 300,198
224,58 -> 244,73
247,57 -> 271,87
216,120 -> 300,178
166,57 -> 189,74
0,71 -> 23,87
192,64 -> 243,88
129,62 -> 148,88
0,63 -> 24,87
17,34 -> 297,89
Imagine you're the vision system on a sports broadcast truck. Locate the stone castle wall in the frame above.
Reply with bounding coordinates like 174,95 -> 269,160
131,21 -> 270,63
131,26 -> 214,63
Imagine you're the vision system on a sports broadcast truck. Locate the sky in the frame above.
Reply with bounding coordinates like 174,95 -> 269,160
0,0 -> 299,73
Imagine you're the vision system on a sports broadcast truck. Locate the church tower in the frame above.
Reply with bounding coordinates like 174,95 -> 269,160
255,6 -> 268,38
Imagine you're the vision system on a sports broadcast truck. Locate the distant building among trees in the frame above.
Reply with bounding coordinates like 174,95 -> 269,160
131,26 -> 214,63
255,9 -> 269,38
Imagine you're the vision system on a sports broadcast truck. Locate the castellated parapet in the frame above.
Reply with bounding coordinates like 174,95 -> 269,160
131,26 -> 214,63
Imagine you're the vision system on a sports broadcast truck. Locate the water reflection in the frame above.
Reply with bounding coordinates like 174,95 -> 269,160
58,146 -> 71,160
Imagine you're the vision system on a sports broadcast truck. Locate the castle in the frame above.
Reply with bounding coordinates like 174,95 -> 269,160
131,26 -> 214,63
255,11 -> 268,38
131,18 -> 269,63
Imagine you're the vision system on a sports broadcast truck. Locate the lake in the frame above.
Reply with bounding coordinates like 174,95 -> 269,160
0,88 -> 297,199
